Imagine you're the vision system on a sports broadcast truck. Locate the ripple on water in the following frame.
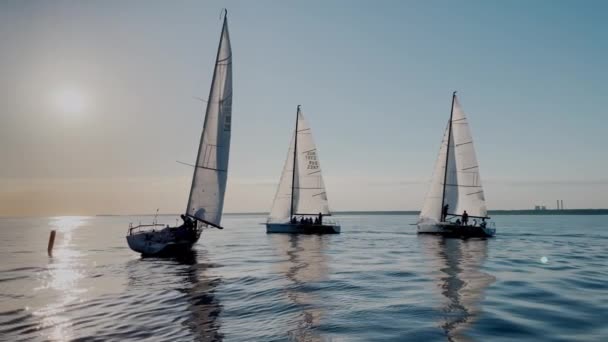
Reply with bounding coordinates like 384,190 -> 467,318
0,215 -> 607,341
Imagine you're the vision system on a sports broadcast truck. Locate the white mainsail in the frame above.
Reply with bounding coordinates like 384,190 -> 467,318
187,14 -> 232,228
419,94 -> 487,223
268,107 -> 331,223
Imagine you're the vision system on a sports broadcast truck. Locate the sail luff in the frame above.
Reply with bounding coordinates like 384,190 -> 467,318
186,14 -> 232,227
440,91 -> 457,220
290,105 -> 300,219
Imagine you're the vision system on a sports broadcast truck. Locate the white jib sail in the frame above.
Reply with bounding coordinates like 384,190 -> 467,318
187,15 -> 232,227
419,95 -> 487,223
268,108 -> 331,223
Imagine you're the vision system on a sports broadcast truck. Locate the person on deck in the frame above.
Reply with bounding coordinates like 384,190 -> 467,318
480,217 -> 487,228
300,217 -> 305,225
442,204 -> 449,222
462,210 -> 469,226
291,216 -> 297,224
318,212 -> 323,225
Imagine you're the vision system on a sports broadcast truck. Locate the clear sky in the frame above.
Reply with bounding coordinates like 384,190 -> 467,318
1,0 -> 606,216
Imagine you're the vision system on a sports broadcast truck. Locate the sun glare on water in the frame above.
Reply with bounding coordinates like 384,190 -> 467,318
52,87 -> 88,117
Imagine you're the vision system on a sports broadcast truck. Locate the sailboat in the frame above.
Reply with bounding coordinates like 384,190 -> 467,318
126,11 -> 233,255
417,92 -> 495,237
266,106 -> 340,234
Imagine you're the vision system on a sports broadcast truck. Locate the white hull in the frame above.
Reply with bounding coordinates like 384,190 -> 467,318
266,223 -> 340,234
417,222 -> 495,238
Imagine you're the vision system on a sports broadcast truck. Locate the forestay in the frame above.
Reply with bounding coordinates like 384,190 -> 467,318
419,95 -> 487,223
268,109 -> 331,222
187,15 -> 232,228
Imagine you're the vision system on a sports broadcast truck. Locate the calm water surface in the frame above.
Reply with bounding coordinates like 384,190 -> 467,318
1,214 -> 607,341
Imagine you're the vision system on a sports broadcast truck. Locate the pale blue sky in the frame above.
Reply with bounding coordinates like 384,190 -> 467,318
0,0 -> 606,215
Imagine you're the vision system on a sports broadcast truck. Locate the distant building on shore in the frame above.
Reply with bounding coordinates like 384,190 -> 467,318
534,205 -> 547,211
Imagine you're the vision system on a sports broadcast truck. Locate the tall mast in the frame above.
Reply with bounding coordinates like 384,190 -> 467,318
186,11 -> 228,215
440,91 -> 456,220
290,105 -> 300,219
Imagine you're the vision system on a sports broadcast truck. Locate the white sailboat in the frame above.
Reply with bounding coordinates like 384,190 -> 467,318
126,11 -> 233,255
266,106 -> 340,234
417,92 -> 495,237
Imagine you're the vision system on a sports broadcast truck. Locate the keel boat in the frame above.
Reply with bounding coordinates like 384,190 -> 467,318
266,106 -> 340,234
417,92 -> 495,238
127,11 -> 233,255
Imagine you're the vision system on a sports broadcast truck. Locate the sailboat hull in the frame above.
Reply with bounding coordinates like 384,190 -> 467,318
126,225 -> 203,256
417,222 -> 495,238
266,223 -> 340,234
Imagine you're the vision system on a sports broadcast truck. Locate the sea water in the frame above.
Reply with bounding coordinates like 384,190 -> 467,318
0,214 -> 606,341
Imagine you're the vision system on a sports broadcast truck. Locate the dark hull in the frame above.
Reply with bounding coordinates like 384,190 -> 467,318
266,223 -> 341,234
141,240 -> 198,257
126,224 -> 203,256
418,223 -> 495,238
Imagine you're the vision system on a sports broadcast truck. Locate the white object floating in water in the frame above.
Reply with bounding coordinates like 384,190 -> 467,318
540,256 -> 548,264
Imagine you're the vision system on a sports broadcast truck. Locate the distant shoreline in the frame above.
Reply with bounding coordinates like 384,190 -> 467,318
94,209 -> 608,216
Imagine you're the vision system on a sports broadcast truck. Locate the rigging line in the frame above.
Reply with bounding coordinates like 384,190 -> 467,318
461,165 -> 479,171
466,190 -> 484,196
198,95 -> 232,105
307,170 -> 321,175
294,213 -> 332,216
177,161 -> 227,172
440,91 -> 457,216
187,214 -> 224,229
297,128 -> 311,133
290,105 -> 300,219
216,53 -> 232,62
452,118 -> 466,122
443,183 -> 481,188
455,141 -> 473,147
300,148 -> 317,153
312,192 -> 327,197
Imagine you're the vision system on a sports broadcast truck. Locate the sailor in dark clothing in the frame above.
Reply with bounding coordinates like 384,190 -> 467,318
181,214 -> 191,227
318,212 -> 323,225
462,210 -> 469,226
442,204 -> 449,222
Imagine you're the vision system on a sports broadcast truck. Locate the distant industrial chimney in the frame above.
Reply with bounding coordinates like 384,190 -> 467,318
561,200 -> 564,210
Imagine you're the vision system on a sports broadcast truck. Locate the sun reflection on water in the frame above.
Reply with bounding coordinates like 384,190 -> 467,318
34,216 -> 88,342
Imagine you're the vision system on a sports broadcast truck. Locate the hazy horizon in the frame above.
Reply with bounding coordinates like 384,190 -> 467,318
1,0 -> 607,217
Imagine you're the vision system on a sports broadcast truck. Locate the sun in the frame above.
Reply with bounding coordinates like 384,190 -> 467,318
52,88 -> 87,116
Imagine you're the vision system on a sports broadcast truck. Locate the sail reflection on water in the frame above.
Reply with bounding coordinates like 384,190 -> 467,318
419,237 -> 495,341
125,250 -> 222,341
270,234 -> 328,341
176,251 -> 223,342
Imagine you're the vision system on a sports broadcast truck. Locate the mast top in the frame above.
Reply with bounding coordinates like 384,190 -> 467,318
453,90 -> 457,96
221,8 -> 228,20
